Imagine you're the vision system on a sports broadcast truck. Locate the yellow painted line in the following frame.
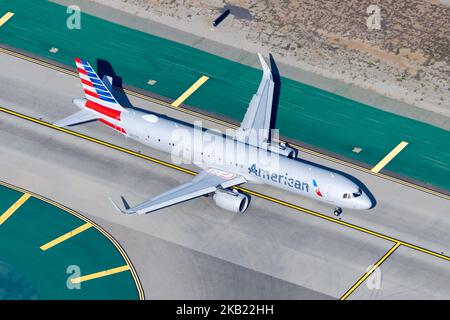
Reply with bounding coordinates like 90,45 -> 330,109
401,242 -> 450,262
2,106 -> 450,265
236,187 -> 397,243
0,107 -> 196,176
70,265 -> 131,284
171,75 -> 209,107
0,193 -> 30,225
371,141 -> 409,173
239,187 -> 450,262
0,12 -> 14,27
340,242 -> 401,300
40,222 -> 92,251
0,46 -> 447,199
0,180 -> 144,300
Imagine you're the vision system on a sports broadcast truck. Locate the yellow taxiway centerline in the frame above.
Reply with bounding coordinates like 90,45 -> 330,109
70,265 -> 131,284
0,180 -> 145,300
1,106 -> 450,265
40,222 -> 93,251
340,242 -> 401,300
171,75 -> 209,107
371,141 -> 409,173
0,46 -> 447,200
0,12 -> 14,27
0,193 -> 30,225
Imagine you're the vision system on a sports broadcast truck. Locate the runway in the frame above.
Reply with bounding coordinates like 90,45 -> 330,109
0,52 -> 449,299
2,0 -> 450,192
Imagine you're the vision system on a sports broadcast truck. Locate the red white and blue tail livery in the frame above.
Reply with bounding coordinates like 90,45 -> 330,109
54,58 -> 127,133
74,58 -> 123,110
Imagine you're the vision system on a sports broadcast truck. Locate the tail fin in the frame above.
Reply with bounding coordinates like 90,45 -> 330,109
74,58 -> 126,112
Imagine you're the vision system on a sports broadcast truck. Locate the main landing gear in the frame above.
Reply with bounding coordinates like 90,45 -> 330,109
333,207 -> 343,216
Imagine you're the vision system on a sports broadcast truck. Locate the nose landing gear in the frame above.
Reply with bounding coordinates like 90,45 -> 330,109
334,207 -> 343,216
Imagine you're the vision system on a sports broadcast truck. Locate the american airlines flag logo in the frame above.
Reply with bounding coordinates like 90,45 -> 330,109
312,179 -> 323,197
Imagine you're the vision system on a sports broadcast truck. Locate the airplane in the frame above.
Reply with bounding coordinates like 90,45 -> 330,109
54,53 -> 373,216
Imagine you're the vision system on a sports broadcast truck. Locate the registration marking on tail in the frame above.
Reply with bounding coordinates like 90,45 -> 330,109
0,12 -> 14,27
70,265 -> 131,284
171,75 -> 209,107
371,141 -> 409,173
0,193 -> 30,225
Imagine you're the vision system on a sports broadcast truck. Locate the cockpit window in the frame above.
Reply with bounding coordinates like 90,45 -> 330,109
343,189 -> 362,199
353,188 -> 362,198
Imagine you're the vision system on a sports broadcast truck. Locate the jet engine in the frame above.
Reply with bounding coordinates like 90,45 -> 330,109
213,189 -> 250,213
268,142 -> 298,159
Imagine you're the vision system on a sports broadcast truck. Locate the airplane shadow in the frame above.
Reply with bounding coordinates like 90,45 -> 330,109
96,58 -> 197,129
269,53 -> 281,140
96,59 -> 131,108
66,119 -> 97,127
267,55 -> 376,209
120,195 -> 131,210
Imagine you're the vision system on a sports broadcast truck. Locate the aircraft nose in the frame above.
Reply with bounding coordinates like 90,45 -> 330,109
358,193 -> 373,210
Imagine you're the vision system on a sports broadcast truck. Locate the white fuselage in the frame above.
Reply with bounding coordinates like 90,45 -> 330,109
110,108 -> 372,210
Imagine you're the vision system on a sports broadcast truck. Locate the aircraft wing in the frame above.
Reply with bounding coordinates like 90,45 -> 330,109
110,168 -> 247,214
237,53 -> 274,147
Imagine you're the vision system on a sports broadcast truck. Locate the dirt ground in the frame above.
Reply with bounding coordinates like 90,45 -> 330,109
91,0 -> 450,117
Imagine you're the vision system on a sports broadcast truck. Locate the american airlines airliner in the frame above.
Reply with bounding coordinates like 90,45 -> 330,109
54,53 -> 373,216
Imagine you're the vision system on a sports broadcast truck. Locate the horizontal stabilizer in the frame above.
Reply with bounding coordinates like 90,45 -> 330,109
109,168 -> 247,214
53,109 -> 98,127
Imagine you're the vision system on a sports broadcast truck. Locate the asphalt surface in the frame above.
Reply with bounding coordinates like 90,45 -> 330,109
2,0 -> 450,192
0,52 -> 449,299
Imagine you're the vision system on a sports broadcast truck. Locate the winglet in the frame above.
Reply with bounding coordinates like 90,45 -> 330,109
257,53 -> 271,77
109,197 -> 134,215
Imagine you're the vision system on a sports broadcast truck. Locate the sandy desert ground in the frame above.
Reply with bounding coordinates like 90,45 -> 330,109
89,0 -> 450,119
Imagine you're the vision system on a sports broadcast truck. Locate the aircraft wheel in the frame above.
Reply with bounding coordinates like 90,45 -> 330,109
334,207 -> 343,216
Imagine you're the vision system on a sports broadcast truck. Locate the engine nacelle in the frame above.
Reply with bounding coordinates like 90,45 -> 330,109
213,190 -> 250,214
268,142 -> 298,159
